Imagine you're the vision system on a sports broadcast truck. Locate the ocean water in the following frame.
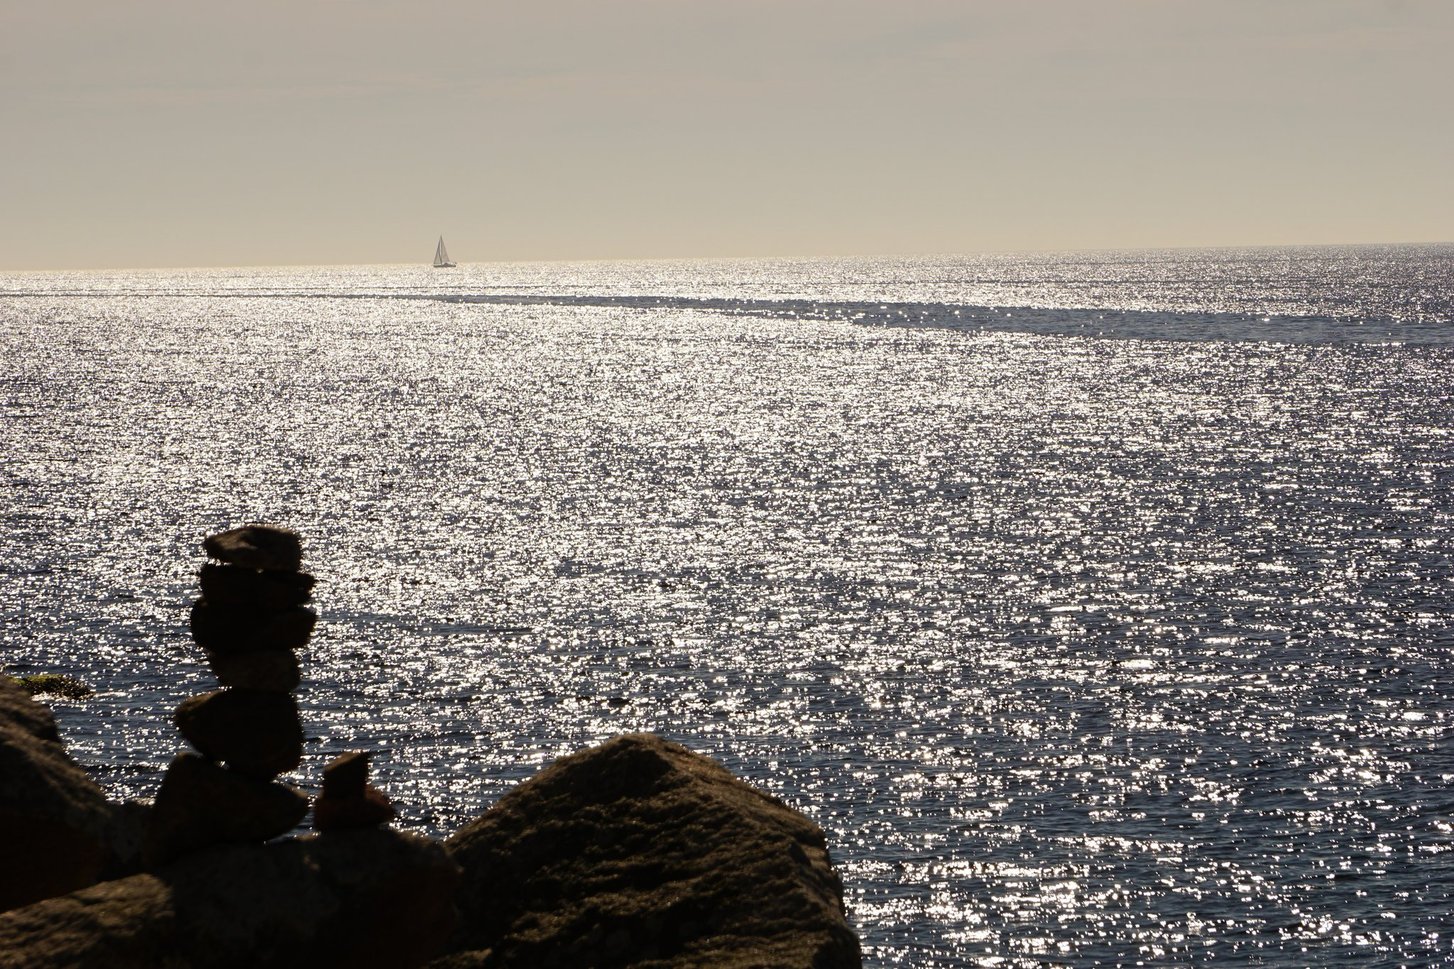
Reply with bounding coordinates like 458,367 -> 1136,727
2,244 -> 1452,966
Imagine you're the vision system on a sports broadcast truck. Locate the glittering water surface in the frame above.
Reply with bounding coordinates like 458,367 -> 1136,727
3,246 -> 1453,966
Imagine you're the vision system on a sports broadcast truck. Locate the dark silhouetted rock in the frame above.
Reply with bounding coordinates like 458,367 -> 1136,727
0,829 -> 460,969
174,689 -> 303,778
323,750 -> 372,799
440,733 -> 861,968
0,873 -> 172,967
203,525 -> 303,572
200,563 -> 316,608
208,648 -> 302,693
190,600 -> 317,655
145,753 -> 310,865
0,676 -> 115,913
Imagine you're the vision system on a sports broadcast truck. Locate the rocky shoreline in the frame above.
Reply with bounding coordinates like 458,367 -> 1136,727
0,528 -> 860,968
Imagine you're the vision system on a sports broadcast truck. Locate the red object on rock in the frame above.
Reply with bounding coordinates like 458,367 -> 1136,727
314,751 -> 397,830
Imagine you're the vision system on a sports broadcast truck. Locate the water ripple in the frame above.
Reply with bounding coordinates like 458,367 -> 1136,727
2,252 -> 1451,965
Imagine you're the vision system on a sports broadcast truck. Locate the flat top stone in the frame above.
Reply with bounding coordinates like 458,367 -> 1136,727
203,527 -> 303,572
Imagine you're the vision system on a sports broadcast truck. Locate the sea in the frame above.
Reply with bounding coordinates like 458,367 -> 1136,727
2,244 -> 1452,967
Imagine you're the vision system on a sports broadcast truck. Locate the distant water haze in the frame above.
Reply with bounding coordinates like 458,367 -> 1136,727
4,248 -> 1452,963
3,1 -> 1452,269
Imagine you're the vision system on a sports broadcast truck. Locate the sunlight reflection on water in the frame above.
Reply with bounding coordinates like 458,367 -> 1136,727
3,249 -> 1453,965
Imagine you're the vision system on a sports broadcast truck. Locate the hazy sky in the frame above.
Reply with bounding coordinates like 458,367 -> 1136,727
3,0 -> 1450,269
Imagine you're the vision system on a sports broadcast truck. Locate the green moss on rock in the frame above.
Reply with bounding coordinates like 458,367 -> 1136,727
17,674 -> 94,700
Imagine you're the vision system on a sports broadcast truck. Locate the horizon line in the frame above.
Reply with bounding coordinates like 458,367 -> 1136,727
3,238 -> 1451,275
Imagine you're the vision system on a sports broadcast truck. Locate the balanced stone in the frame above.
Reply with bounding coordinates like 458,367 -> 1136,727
174,689 -> 303,779
204,526 -> 303,572
190,601 -> 316,655
314,751 -> 397,831
208,649 -> 301,694
145,753 -> 310,866
321,751 -> 371,799
200,564 -> 315,609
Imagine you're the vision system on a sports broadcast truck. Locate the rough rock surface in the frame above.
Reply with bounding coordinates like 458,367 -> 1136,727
174,688 -> 303,778
439,733 -> 861,969
0,828 -> 461,969
0,676 -> 116,913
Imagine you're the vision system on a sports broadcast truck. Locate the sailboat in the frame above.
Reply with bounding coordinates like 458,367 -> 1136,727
432,236 -> 456,268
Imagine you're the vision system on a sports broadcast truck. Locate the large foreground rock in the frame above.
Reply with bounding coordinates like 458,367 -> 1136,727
0,828 -> 460,969
438,733 -> 861,968
0,676 -> 115,913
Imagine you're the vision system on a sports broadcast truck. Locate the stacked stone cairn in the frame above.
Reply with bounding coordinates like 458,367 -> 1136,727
145,525 -> 399,865
145,525 -> 318,865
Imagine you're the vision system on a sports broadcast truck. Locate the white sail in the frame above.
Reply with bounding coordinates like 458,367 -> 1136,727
433,236 -> 455,268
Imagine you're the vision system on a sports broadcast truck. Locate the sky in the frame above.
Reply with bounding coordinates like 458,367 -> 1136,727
2,0 -> 1450,270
